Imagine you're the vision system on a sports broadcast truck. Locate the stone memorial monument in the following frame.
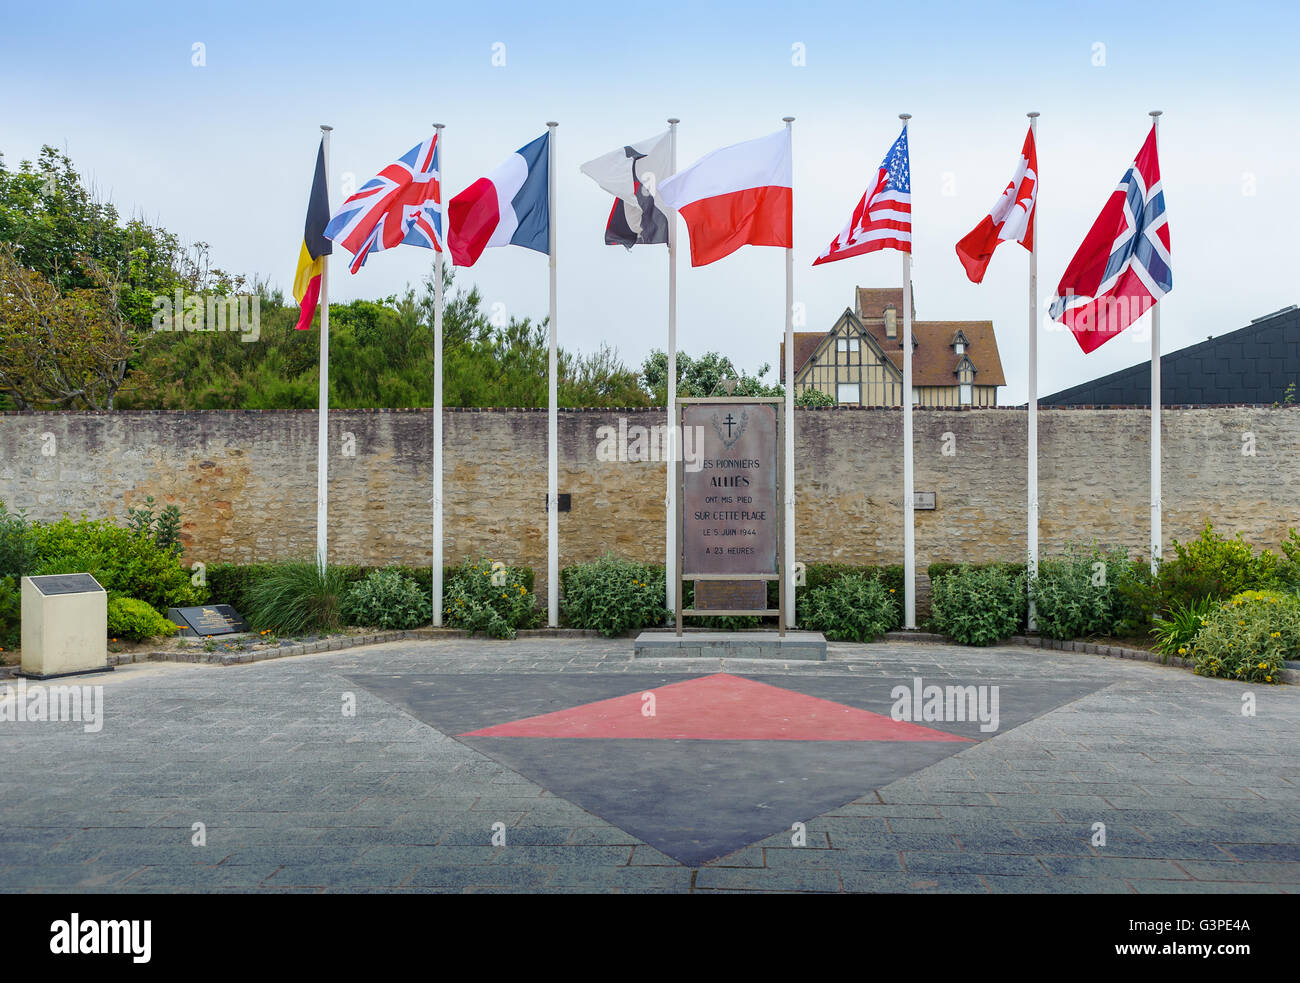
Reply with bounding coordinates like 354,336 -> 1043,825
635,396 -> 826,660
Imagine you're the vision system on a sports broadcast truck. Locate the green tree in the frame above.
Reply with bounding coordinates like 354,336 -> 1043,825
640,349 -> 784,403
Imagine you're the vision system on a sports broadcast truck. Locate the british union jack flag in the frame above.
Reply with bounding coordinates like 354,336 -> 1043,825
1050,125 -> 1172,354
324,134 -> 443,274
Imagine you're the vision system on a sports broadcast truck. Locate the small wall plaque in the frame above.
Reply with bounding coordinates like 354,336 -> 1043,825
914,491 -> 937,510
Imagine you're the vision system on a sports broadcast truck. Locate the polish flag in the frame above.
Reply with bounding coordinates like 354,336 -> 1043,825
955,127 -> 1038,283
657,129 -> 792,267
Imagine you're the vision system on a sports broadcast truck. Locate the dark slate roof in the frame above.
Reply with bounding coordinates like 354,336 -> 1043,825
1039,306 -> 1300,406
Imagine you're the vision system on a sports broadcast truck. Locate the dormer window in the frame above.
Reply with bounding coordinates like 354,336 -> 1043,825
884,307 -> 898,338
955,341 -> 965,355
951,329 -> 971,357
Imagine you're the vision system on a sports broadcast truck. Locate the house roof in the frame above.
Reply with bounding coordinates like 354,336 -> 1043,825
780,288 -> 1006,388
1039,305 -> 1300,406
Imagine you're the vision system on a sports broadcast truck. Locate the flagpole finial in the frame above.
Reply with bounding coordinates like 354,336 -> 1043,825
432,122 -> 444,129
667,117 -> 680,125
547,121 -> 559,128
783,116 -> 795,122
1149,110 -> 1163,117
1027,111 -> 1040,118
899,113 -> 912,121
320,124 -> 333,132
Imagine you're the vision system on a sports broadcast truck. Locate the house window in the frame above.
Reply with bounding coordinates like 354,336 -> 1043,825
955,342 -> 965,355
912,390 -> 920,405
837,383 -> 860,404
836,337 -> 860,353
960,383 -> 973,405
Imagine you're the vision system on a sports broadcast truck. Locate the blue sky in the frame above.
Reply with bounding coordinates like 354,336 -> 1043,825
3,0 -> 1297,402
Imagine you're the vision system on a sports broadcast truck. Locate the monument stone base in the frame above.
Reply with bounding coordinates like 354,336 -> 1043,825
633,630 -> 827,661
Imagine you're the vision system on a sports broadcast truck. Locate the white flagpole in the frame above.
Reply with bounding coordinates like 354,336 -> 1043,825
315,124 -> 333,571
1149,109 -> 1163,574
783,115 -> 796,628
546,121 -> 560,627
1027,111 -> 1040,631
432,122 -> 446,626
900,113 -> 916,630
665,117 -> 679,615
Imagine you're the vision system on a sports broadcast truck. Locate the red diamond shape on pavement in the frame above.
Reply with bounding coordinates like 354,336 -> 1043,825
460,673 -> 972,742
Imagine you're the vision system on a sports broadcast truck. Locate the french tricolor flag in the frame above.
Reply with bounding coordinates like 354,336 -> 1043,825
447,132 -> 550,267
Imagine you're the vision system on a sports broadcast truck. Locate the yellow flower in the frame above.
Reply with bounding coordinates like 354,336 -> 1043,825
1177,647 -> 1186,655
1258,662 -> 1267,669
1265,675 -> 1273,682
889,588 -> 896,594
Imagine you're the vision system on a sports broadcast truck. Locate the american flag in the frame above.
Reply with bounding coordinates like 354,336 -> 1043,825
813,125 -> 911,265
1050,125 -> 1171,354
324,135 -> 443,275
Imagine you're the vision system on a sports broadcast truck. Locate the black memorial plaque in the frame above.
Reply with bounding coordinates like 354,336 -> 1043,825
167,604 -> 250,637
28,573 -> 104,595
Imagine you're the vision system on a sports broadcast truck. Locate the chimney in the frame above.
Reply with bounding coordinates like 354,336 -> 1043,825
884,306 -> 897,339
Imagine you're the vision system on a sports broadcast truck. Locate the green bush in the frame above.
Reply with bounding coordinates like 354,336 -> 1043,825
125,495 -> 184,556
242,560 -> 351,635
0,575 -> 20,651
28,515 -> 206,612
443,557 -> 540,639
1190,590 -> 1300,684
800,572 -> 898,642
797,564 -> 903,632
344,568 -> 430,630
1157,521 -> 1280,609
1110,558 -> 1159,636
107,596 -> 180,642
561,555 -> 668,636
1031,547 -> 1136,640
0,501 -> 39,579
929,560 -> 1027,584
929,564 -> 1027,646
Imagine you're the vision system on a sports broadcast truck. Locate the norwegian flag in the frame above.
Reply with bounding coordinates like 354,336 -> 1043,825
324,135 -> 443,274
813,125 -> 911,265
1050,125 -> 1172,354
955,126 -> 1038,283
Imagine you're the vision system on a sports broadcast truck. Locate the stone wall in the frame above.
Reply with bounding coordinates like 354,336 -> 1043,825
1,406 -> 1297,599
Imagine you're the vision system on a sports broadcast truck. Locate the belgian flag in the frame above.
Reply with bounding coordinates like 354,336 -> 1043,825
292,139 -> 333,330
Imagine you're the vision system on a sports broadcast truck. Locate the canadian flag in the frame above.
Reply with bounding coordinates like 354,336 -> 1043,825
657,129 -> 792,267
955,127 -> 1038,283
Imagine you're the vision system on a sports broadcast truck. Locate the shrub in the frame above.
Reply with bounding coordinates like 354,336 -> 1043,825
1190,590 -> 1300,684
205,562 -> 283,617
1110,558 -> 1159,636
929,564 -> 1027,646
1158,521 -> 1280,609
561,555 -> 668,636
0,575 -> 20,651
929,560 -> 1027,584
107,596 -> 180,642
1150,596 -> 1216,656
443,557 -> 540,639
0,501 -> 39,579
1030,547 -> 1135,640
344,568 -> 430,630
798,564 -> 903,632
28,515 -> 206,612
242,560 -> 351,635
125,495 -> 184,556
800,573 -> 898,642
